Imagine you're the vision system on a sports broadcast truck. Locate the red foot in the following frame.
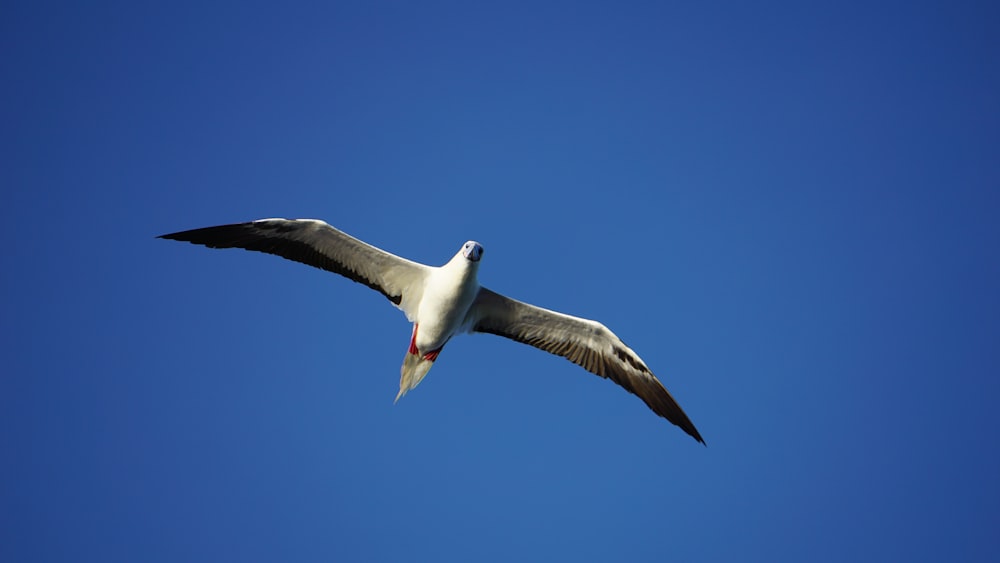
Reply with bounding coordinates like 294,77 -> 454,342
408,324 -> 419,355
408,323 -> 442,361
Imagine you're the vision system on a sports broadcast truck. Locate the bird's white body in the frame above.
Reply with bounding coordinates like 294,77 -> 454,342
413,250 -> 481,353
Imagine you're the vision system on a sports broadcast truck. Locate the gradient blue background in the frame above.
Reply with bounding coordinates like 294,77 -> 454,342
3,2 -> 999,561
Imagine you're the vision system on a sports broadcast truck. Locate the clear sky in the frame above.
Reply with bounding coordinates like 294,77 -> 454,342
3,2 -> 999,561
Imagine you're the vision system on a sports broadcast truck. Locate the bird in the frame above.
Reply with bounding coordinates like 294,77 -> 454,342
159,218 -> 704,444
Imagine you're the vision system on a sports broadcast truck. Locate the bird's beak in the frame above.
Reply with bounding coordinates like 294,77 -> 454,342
465,243 -> 482,262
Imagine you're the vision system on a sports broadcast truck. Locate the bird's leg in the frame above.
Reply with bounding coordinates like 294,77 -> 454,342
408,323 -> 419,355
408,323 -> 443,361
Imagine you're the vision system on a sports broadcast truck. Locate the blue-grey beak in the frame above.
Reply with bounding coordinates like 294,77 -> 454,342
463,241 -> 483,262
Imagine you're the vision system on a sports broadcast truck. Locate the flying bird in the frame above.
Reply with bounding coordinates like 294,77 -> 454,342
159,219 -> 704,444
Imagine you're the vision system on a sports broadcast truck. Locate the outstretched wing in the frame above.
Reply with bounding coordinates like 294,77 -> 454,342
159,218 -> 431,319
468,287 -> 704,444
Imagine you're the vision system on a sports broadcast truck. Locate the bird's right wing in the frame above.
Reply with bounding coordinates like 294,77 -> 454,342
159,218 -> 431,320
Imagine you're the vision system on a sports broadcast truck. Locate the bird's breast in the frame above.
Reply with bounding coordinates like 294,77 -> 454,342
413,268 -> 479,351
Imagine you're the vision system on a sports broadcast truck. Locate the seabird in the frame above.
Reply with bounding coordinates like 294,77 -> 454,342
159,219 -> 705,444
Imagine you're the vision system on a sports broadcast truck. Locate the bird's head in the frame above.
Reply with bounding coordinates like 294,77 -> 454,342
461,240 -> 484,262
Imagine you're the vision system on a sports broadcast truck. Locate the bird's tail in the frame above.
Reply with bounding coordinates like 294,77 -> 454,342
396,352 -> 435,402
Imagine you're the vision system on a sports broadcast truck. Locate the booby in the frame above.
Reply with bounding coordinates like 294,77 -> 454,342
159,219 -> 704,444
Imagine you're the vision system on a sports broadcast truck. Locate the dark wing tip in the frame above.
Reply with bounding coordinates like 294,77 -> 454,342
661,395 -> 704,445
157,231 -> 190,241
157,223 -> 257,246
654,392 -> 705,445
666,400 -> 706,445
681,416 -> 706,445
692,428 -> 707,446
612,355 -> 705,445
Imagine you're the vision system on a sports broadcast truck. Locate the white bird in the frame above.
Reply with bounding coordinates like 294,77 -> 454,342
159,218 -> 704,444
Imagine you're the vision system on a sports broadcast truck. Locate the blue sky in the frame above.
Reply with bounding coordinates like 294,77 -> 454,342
3,2 -> 999,561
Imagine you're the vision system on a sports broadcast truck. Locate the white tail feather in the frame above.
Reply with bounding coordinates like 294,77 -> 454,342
396,353 -> 435,402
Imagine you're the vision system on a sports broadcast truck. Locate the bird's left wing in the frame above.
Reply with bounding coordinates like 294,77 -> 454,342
467,287 -> 704,444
